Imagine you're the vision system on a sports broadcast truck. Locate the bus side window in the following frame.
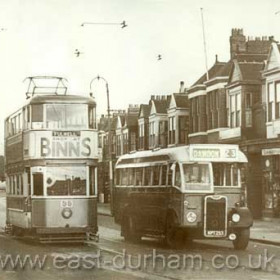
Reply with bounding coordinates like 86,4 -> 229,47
121,168 -> 128,186
167,165 -> 172,186
116,169 -> 120,185
128,168 -> 135,186
161,165 -> 167,186
33,173 -> 44,196
135,168 -> 143,186
175,164 -> 181,187
144,167 -> 151,186
152,166 -> 160,186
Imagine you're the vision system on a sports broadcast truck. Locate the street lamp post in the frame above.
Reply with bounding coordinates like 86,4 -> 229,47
90,76 -> 113,214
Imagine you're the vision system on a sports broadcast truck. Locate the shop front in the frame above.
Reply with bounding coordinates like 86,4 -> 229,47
262,148 -> 280,218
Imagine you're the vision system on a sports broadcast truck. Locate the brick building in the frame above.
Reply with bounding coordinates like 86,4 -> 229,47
187,28 -> 273,218
261,41 -> 280,218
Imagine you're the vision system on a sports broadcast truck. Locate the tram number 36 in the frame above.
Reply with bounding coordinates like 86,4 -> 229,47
60,200 -> 73,208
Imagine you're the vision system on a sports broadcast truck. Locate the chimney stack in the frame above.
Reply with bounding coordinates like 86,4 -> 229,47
179,81 -> 184,93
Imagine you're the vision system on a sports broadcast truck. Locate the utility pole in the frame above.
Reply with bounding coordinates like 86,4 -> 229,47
200,8 -> 209,81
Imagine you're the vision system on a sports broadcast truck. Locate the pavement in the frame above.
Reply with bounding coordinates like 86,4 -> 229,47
97,203 -> 280,246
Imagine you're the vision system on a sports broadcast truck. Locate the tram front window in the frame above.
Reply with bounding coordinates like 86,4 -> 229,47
183,163 -> 211,192
46,166 -> 86,196
46,104 -> 88,129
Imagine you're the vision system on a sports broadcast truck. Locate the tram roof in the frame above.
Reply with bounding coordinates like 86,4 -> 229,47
28,94 -> 96,105
116,144 -> 247,166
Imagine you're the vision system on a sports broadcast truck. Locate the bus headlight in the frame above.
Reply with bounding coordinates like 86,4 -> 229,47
232,213 -> 240,223
186,211 -> 197,223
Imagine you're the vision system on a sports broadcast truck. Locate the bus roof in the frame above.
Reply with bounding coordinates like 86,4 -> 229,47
116,144 -> 247,167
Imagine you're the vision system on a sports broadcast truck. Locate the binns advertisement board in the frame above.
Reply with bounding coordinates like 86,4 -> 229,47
23,130 -> 98,159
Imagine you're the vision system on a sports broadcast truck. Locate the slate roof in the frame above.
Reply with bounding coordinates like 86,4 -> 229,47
235,53 -> 268,63
238,62 -> 264,81
139,104 -> 150,118
151,96 -> 171,114
192,62 -> 227,86
173,94 -> 189,108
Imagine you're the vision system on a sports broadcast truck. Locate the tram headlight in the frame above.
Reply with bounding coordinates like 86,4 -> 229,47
186,211 -> 197,223
62,208 -> 73,219
232,213 -> 240,223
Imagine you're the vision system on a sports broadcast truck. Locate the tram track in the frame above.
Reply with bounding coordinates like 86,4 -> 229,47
85,227 -> 280,279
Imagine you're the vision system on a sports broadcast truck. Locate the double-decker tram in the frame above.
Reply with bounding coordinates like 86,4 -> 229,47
113,144 -> 253,250
4,76 -> 99,243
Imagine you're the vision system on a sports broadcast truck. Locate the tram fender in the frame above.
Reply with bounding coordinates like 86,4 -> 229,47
230,207 -> 253,228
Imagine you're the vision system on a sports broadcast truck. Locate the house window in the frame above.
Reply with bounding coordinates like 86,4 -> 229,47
116,135 -> 122,156
130,132 -> 137,151
138,123 -> 144,150
159,121 -> 167,147
123,133 -> 128,154
207,91 -> 219,130
149,121 -> 155,148
168,117 -> 175,144
229,92 -> 241,128
191,98 -> 199,133
112,135 -> 116,154
245,93 -> 252,127
179,116 -> 188,144
268,82 -> 274,122
276,82 -> 280,119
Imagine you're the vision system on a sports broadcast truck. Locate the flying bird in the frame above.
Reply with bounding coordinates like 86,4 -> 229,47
74,49 -> 83,57
121,20 -> 127,28
0,28 -> 7,32
157,54 -> 162,61
275,10 -> 280,15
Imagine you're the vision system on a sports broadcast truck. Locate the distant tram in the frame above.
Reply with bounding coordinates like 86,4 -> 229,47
113,144 -> 253,250
4,76 -> 99,243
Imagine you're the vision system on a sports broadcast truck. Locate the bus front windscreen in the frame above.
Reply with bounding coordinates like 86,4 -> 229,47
182,163 -> 212,192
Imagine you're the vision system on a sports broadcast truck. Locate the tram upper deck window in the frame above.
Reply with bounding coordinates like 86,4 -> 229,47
32,104 -> 43,129
212,163 -> 240,187
46,104 -> 88,129
183,163 -> 211,192
46,166 -> 86,196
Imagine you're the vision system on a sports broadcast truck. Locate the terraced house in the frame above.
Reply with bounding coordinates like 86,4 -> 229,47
97,28 -> 280,220
187,29 -> 273,218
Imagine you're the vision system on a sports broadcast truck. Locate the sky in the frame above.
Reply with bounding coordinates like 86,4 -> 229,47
0,0 -> 280,154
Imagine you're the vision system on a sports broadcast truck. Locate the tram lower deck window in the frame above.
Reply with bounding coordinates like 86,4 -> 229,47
46,166 -> 87,196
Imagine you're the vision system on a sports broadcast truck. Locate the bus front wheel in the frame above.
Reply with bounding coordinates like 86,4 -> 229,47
122,215 -> 141,243
233,228 -> 250,250
166,214 -> 184,249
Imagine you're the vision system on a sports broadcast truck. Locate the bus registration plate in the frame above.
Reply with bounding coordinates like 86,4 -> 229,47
60,200 -> 73,208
